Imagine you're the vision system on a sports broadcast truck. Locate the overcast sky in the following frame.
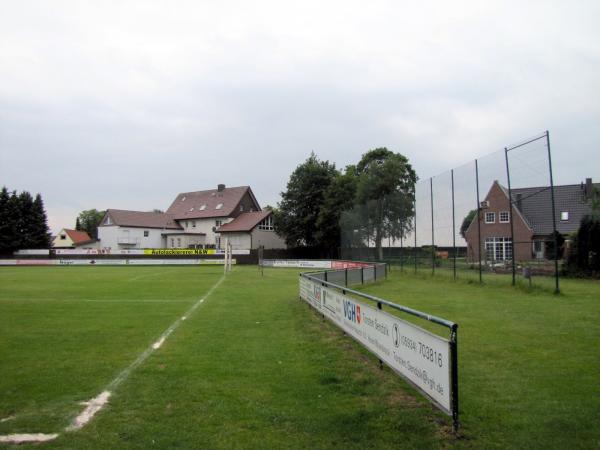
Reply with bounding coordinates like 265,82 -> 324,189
1,1 -> 599,233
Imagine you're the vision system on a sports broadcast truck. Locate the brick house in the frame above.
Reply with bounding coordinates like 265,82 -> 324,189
465,178 -> 597,262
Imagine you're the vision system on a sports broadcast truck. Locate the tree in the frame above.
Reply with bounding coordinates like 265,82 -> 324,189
76,209 -> 105,240
354,148 -> 417,259
460,209 -> 477,239
274,153 -> 338,247
315,165 -> 358,255
0,187 -> 51,253
30,194 -> 51,249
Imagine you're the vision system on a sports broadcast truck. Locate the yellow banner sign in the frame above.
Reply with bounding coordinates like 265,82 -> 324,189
144,249 -> 217,255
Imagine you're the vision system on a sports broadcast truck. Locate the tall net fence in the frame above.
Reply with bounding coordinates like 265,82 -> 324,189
341,131 -> 562,291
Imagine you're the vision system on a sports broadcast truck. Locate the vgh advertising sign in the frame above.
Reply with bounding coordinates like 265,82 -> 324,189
299,276 -> 452,414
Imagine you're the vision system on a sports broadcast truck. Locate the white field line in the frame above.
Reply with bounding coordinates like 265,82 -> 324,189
0,433 -> 59,444
65,274 -> 226,432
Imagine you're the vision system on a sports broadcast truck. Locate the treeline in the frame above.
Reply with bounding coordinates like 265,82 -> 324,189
0,187 -> 51,254
273,148 -> 417,259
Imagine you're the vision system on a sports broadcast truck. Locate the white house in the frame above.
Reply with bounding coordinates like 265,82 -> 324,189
98,184 -> 285,250
52,229 -> 99,249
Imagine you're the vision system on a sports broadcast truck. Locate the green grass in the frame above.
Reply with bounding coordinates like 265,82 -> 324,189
359,270 -> 600,449
1,265 -> 599,448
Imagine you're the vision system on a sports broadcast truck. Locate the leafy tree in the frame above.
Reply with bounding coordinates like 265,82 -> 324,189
315,165 -> 358,255
76,209 -> 105,239
353,148 -> 417,259
460,209 -> 477,239
565,215 -> 600,276
274,153 -> 338,247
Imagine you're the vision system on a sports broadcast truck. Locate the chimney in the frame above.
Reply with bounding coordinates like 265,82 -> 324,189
217,184 -> 226,192
585,178 -> 593,200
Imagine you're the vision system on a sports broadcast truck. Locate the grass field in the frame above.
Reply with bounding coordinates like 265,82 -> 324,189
1,265 -> 599,449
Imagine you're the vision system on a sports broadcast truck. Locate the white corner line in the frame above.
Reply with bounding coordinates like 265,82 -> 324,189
66,391 -> 111,431
0,433 -> 59,444
64,274 -> 226,433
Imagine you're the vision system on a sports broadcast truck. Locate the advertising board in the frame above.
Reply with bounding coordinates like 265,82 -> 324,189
54,248 -> 250,256
262,260 -> 332,269
300,276 -> 452,414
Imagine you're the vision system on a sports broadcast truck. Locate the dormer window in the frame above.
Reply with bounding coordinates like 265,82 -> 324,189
181,196 -> 186,202
216,203 -> 223,210
199,204 -> 206,211
240,204 -> 244,212
189,207 -> 194,212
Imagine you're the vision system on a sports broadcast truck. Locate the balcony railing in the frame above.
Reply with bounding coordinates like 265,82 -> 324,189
117,237 -> 141,245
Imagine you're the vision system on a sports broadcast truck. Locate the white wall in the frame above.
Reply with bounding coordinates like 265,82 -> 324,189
178,218 -> 232,248
251,229 -> 286,249
98,226 -> 165,249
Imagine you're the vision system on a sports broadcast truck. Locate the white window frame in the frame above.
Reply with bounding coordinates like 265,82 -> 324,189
560,211 -> 569,221
484,237 -> 513,261
215,203 -> 223,210
485,212 -> 496,224
499,211 -> 509,223
258,216 -> 274,231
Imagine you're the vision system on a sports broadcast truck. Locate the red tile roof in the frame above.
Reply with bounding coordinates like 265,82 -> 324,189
165,186 -> 260,220
64,229 -> 94,245
218,210 -> 271,232
104,209 -> 182,229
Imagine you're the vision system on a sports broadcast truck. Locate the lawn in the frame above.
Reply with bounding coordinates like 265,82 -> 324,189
1,265 -> 599,449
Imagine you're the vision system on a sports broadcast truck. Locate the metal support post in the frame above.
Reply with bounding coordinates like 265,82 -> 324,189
504,147 -> 517,286
546,131 -> 560,294
430,177 -> 435,275
451,169 -> 457,280
475,159 -> 483,283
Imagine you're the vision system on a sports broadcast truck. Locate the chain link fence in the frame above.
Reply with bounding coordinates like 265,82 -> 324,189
341,131 -> 562,291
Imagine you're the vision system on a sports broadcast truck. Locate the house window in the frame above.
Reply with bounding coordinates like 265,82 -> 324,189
60,234 -> 66,240
215,203 -> 223,210
485,237 -> 513,261
499,211 -> 509,223
199,204 -> 206,211
215,220 -> 223,227
144,230 -> 149,237
181,196 -> 186,202
258,216 -> 274,230
240,204 -> 244,212
171,238 -> 175,247
561,211 -> 569,221
485,212 -> 496,224
192,221 -> 196,228
177,238 -> 181,247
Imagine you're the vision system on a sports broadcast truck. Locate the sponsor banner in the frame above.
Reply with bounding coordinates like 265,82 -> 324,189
262,259 -> 332,269
57,259 -> 234,266
14,249 -> 50,256
0,259 -> 17,265
330,261 -> 373,269
300,276 -> 451,413
16,259 -> 56,265
55,248 -> 250,256
55,249 -> 145,255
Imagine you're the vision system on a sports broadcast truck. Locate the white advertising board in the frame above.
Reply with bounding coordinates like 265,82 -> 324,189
262,260 -> 332,269
300,276 -> 452,414
55,248 -> 250,256
57,259 -> 234,266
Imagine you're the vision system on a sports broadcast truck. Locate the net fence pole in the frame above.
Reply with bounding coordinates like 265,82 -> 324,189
414,196 -> 418,274
451,169 -> 457,280
546,130 -> 560,294
504,147 -> 516,286
475,159 -> 483,283
430,177 -> 435,276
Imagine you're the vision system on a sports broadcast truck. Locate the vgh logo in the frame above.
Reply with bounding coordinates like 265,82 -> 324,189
343,300 -> 361,324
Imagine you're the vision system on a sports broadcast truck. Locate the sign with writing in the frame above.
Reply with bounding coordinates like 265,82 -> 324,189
300,276 -> 452,413
262,260 -> 332,269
